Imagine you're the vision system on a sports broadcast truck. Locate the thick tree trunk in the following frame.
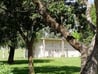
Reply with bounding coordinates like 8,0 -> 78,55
80,0 -> 95,70
80,0 -> 98,74
81,35 -> 95,69
27,41 -> 35,74
8,45 -> 15,64
80,35 -> 98,74
88,35 -> 95,56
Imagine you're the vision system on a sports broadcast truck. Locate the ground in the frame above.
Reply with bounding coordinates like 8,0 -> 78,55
0,49 -> 80,74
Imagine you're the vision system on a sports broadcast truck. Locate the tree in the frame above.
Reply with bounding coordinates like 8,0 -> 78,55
32,0 -> 97,72
0,9 -> 18,64
80,0 -> 98,74
32,1 -> 87,71
1,0 -> 96,74
1,0 -> 38,74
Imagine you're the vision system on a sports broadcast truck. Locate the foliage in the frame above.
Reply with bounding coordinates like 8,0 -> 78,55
47,1 -> 74,26
0,0 -> 94,45
45,0 -> 94,44
91,4 -> 96,25
0,0 -> 20,48
71,30 -> 81,40
0,0 -> 45,48
82,31 -> 94,45
0,63 -> 13,74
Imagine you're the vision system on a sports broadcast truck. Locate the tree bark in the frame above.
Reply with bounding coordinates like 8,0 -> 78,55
18,24 -> 35,74
27,40 -> 35,74
8,45 -> 15,64
80,0 -> 98,74
88,35 -> 95,56
80,35 -> 98,74
80,0 -> 95,70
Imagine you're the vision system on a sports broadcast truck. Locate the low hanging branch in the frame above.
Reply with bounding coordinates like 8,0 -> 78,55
32,0 -> 88,53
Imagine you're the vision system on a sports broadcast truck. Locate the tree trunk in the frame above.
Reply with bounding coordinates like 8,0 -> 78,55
81,35 -> 95,69
80,0 -> 95,70
80,0 -> 98,74
8,45 -> 15,64
88,35 -> 95,56
27,41 -> 35,74
80,35 -> 98,74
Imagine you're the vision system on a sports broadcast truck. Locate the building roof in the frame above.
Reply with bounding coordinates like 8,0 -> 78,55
41,38 -> 66,41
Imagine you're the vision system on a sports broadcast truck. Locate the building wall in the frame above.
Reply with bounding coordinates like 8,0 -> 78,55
33,38 -> 80,58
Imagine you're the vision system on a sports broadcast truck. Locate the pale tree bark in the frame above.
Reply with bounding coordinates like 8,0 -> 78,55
80,0 -> 96,69
88,35 -> 95,57
86,6 -> 96,64
74,0 -> 96,70
80,0 -> 98,74
86,0 -> 96,32
85,0 -> 96,51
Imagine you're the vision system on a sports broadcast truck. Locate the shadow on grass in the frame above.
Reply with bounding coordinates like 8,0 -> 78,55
0,60 -> 28,64
12,67 -> 28,74
34,59 -> 53,63
13,59 -> 52,64
12,66 -> 80,74
0,59 -> 80,74
35,66 -> 80,74
0,59 -> 52,64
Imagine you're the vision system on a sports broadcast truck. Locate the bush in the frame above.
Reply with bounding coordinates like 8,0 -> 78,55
71,30 -> 81,40
0,63 -> 13,74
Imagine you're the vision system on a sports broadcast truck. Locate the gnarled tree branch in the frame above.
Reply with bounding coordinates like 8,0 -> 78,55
32,0 -> 88,53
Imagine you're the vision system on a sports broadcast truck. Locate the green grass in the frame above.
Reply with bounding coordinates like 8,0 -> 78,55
0,49 -> 80,74
0,58 -> 80,74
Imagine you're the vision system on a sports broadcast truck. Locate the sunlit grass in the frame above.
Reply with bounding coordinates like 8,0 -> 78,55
0,57 -> 80,74
34,58 -> 80,74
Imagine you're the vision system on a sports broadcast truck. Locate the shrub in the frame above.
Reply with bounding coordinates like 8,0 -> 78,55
71,30 -> 81,40
0,63 -> 13,74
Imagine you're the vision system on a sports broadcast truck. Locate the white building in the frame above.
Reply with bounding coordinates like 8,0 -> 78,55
28,38 -> 80,58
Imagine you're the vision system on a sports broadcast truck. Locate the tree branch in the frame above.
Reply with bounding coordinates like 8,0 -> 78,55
32,0 -> 88,53
77,15 -> 96,33
0,6 -> 7,11
17,26 -> 27,42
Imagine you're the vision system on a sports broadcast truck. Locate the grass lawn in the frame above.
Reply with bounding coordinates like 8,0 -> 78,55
0,57 -> 80,74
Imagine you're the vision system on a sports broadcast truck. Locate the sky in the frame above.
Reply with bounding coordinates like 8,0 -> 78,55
89,0 -> 94,4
